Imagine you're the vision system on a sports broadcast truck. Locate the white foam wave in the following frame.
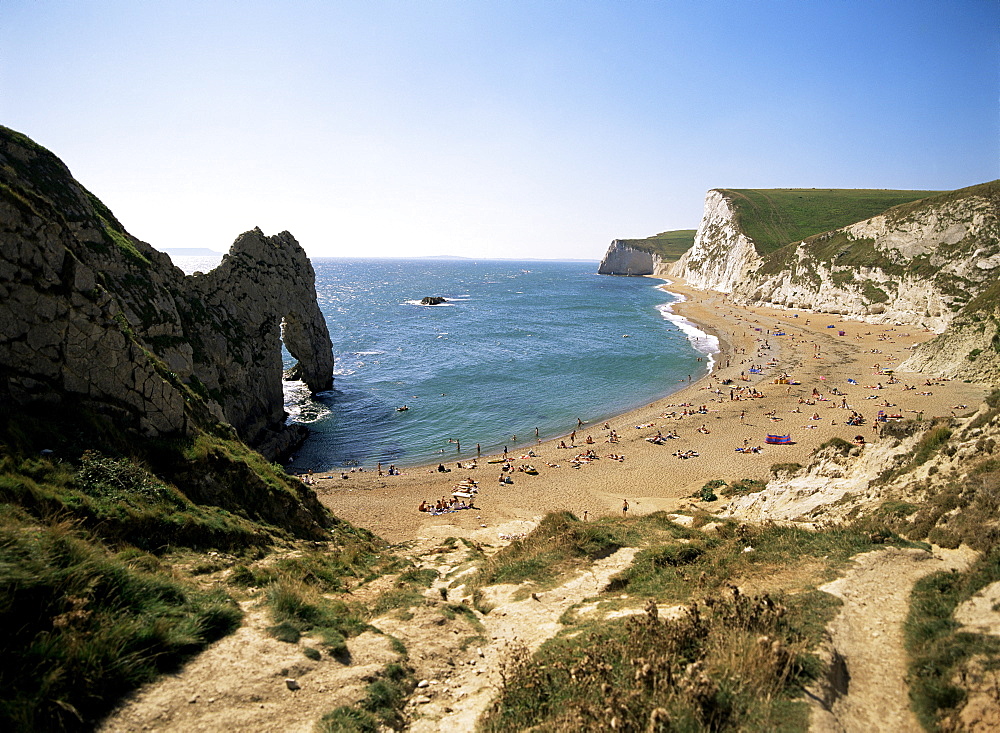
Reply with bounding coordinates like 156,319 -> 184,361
282,380 -> 333,424
656,294 -> 719,373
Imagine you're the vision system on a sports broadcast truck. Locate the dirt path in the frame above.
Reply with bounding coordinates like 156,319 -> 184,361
809,545 -> 976,732
98,604 -> 399,733
98,535 -> 637,732
381,545 -> 639,732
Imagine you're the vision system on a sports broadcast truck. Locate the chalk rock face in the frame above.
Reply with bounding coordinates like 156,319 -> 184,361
0,126 -> 333,458
730,187 -> 1000,331
669,190 -> 763,292
900,285 -> 1000,384
597,240 -> 657,276
671,182 -> 1000,333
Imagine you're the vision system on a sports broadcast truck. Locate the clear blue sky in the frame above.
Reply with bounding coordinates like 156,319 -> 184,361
2,1 -> 997,260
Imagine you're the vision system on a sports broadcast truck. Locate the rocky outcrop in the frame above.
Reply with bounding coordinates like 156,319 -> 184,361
900,282 -> 1000,383
668,190 -> 763,291
421,296 -> 447,305
598,240 -> 658,276
671,182 -> 1000,333
0,125 -> 333,458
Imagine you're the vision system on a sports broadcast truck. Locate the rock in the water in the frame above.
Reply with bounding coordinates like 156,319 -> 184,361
421,296 -> 447,305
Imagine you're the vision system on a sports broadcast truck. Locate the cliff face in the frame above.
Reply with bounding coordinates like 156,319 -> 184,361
0,126 -> 333,458
597,240 -> 658,275
668,190 -> 763,292
900,282 -> 1000,383
670,183 -> 1000,333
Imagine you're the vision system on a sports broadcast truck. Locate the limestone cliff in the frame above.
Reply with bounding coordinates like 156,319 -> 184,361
900,281 -> 1000,384
598,230 -> 697,276
669,190 -> 763,291
0,126 -> 333,458
670,183 -> 1000,333
597,240 -> 658,275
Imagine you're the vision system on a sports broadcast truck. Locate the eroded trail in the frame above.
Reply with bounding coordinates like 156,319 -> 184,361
98,603 -> 399,733
97,536 -> 637,732
381,545 -> 639,732
809,545 -> 976,733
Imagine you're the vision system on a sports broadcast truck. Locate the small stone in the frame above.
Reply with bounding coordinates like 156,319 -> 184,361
415,695 -> 432,704
285,678 -> 301,691
188,695 -> 199,704
417,679 -> 430,688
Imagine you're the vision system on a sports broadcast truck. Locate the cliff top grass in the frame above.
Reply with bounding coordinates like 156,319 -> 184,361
617,229 -> 697,262
720,188 -> 940,255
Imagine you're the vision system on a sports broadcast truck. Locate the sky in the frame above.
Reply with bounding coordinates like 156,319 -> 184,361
2,1 -> 998,261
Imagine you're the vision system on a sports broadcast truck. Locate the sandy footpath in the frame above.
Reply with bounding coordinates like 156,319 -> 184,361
313,278 -> 986,543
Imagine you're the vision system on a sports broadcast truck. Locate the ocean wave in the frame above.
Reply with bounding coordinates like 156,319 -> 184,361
656,295 -> 720,373
283,381 -> 333,423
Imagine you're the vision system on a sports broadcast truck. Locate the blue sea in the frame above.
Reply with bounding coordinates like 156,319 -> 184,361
171,256 -> 717,469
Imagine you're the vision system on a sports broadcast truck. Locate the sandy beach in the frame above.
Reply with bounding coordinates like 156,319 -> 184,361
313,278 -> 987,543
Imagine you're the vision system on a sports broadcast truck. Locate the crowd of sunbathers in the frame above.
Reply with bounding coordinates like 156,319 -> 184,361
418,497 -> 475,514
647,429 -> 679,444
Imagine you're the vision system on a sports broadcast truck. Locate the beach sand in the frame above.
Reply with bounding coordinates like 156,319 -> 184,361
313,278 -> 987,544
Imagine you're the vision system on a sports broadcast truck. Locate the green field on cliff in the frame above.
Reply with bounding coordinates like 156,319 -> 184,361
616,229 -> 697,261
721,188 -> 940,255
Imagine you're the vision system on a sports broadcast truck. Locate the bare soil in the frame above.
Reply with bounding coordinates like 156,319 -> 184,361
808,545 -> 976,732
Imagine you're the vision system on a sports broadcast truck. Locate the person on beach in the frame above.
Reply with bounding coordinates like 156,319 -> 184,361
622,499 -> 629,517
476,443 -> 481,457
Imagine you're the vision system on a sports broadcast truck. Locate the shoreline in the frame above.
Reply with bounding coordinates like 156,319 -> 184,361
313,278 -> 988,544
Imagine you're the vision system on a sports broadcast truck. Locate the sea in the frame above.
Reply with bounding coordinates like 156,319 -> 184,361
170,256 -> 718,470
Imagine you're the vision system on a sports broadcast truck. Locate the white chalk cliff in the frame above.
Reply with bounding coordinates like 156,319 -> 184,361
669,183 -> 1000,334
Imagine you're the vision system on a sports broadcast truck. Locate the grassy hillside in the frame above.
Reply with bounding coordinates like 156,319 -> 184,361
0,405 -> 385,731
617,229 -> 697,262
755,181 -> 1000,304
722,188 -> 940,255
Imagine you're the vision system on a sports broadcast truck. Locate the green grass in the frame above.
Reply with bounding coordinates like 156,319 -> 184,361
317,661 -> 415,732
617,229 -> 697,262
467,512 -> 626,594
480,590 -> 834,732
605,522 -> 889,601
478,519 -> 917,732
905,548 -> 1000,730
0,512 -> 242,732
720,188 -> 940,256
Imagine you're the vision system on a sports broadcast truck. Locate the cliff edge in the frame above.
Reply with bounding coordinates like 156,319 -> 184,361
669,183 -> 999,334
0,126 -> 333,458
